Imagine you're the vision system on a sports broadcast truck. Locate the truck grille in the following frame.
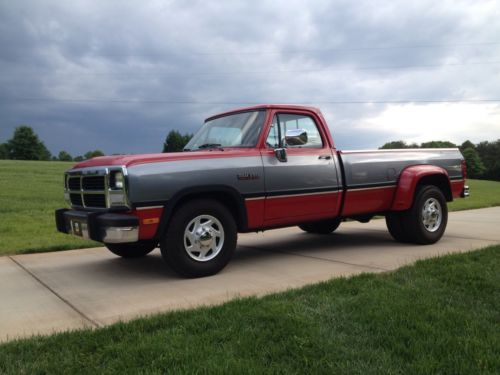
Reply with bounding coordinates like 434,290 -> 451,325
65,167 -> 129,210
66,174 -> 107,208
83,194 -> 106,208
68,177 -> 81,190
70,193 -> 83,206
82,176 -> 105,190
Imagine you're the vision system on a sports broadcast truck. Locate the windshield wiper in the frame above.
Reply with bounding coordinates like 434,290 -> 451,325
197,143 -> 224,150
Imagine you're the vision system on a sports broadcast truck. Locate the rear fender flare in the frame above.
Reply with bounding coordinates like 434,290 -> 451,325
391,165 -> 451,211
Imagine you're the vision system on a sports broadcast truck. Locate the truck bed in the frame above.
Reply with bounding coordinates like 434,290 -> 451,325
337,148 -> 464,216
339,148 -> 463,188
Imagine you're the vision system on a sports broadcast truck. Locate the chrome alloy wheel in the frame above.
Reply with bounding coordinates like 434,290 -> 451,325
421,197 -> 442,232
183,215 -> 225,262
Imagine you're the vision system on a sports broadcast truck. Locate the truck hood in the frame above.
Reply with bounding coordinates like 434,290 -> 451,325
72,149 -> 257,169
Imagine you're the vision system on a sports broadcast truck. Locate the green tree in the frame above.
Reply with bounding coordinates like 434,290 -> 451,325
380,140 -> 458,150
84,150 -> 105,159
476,140 -> 500,181
74,155 -> 84,162
420,140 -> 457,148
6,125 -> 51,160
163,130 -> 193,152
379,140 -> 411,149
39,147 -> 51,161
58,150 -> 73,161
460,140 -> 475,152
379,141 -> 419,149
462,147 -> 485,178
0,143 -> 8,159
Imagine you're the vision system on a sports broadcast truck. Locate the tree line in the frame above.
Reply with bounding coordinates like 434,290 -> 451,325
2,126 -> 498,181
0,126 -> 104,162
380,140 -> 500,181
0,126 -> 194,161
162,130 -> 193,152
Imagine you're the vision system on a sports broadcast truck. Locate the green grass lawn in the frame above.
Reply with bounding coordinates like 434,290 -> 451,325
449,178 -> 500,211
0,160 -> 99,255
0,245 -> 498,374
0,159 -> 499,255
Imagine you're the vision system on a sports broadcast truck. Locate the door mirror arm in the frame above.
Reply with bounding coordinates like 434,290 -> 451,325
274,148 -> 287,162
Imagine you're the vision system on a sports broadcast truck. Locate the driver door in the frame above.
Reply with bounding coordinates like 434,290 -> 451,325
261,111 -> 342,226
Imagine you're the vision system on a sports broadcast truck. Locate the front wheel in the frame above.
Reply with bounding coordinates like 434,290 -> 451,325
106,240 -> 157,258
160,199 -> 237,278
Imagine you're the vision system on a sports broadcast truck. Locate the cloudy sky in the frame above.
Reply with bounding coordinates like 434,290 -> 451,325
1,0 -> 499,156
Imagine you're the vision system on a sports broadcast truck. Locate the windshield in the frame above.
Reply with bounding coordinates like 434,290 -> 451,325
184,110 -> 266,150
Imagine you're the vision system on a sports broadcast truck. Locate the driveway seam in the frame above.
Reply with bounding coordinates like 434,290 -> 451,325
238,245 -> 389,271
338,227 -> 500,243
442,236 -> 499,242
8,256 -> 101,328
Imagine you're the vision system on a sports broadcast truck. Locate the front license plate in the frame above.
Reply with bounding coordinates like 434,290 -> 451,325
71,220 -> 83,237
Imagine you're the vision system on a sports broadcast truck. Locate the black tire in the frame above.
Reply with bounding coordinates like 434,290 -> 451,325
106,240 -> 157,258
400,185 -> 448,244
299,218 -> 342,234
385,212 -> 411,243
160,199 -> 237,278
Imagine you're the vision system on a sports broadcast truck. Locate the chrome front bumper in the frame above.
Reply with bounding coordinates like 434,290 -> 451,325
101,226 -> 138,243
55,209 -> 139,243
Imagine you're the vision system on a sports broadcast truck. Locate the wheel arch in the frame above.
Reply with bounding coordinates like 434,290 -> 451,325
155,185 -> 248,238
391,165 -> 452,211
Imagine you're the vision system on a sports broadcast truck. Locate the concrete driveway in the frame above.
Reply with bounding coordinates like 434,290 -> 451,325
1,207 -> 499,342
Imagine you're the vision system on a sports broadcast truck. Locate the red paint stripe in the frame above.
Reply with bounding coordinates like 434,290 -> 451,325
73,149 -> 261,168
343,186 -> 396,216
451,179 -> 465,198
263,192 -> 341,226
245,199 -> 265,229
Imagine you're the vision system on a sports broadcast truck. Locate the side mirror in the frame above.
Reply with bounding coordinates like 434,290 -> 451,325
285,129 -> 308,146
274,148 -> 287,162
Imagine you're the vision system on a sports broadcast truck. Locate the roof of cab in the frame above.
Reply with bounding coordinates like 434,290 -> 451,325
205,104 -> 323,121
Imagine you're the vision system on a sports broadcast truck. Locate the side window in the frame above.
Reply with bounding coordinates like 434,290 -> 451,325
265,116 -> 280,148
265,113 -> 324,148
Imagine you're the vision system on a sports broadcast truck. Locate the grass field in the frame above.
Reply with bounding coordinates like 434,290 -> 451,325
0,160 -> 99,255
0,245 -> 498,373
449,178 -> 500,211
0,160 -> 499,255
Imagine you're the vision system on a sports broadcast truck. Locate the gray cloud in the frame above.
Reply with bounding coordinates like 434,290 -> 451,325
1,0 -> 499,155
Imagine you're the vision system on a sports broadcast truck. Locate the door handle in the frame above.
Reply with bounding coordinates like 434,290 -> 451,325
318,155 -> 331,160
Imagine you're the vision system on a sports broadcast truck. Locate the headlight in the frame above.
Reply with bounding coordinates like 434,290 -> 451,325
112,171 -> 124,189
115,172 -> 124,189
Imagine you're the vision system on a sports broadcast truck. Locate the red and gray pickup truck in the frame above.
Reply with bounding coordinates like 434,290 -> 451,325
56,104 -> 469,277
